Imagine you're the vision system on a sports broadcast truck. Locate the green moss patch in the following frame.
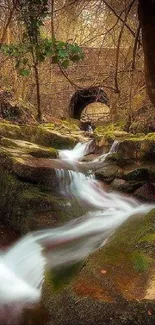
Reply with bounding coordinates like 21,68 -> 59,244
0,167 -> 87,233
70,209 -> 155,302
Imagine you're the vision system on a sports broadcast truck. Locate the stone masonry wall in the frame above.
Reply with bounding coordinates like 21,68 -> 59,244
28,47 -> 145,121
29,47 -> 117,119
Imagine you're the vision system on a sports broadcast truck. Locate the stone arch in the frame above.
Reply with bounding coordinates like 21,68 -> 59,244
69,87 -> 109,119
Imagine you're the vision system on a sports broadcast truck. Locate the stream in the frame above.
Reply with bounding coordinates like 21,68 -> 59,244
0,140 -> 154,323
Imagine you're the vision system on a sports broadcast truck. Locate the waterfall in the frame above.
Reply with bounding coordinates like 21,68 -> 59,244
0,140 -> 154,308
58,140 -> 94,162
93,140 -> 119,162
109,140 -> 119,153
56,168 -> 95,197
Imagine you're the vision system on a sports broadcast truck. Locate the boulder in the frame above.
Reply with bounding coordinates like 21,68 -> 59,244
104,152 -> 128,167
0,137 -> 57,158
95,165 -> 123,181
42,209 -> 155,325
139,139 -> 155,160
0,135 -> 88,234
118,140 -> 141,160
111,178 -> 144,193
0,165 -> 87,234
0,122 -> 85,150
123,168 -> 150,182
12,156 -> 58,188
118,138 -> 155,162
34,128 -> 76,149
134,184 -> 155,202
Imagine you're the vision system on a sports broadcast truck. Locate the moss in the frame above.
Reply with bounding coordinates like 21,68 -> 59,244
28,147 -> 57,158
123,168 -> 150,182
0,137 -> 58,158
0,122 -> 22,138
64,208 -> 155,304
41,123 -> 55,129
34,126 -> 76,149
0,167 -> 87,234
105,152 -> 127,167
61,119 -> 80,131
147,132 -> 155,140
131,252 -> 152,272
46,261 -> 84,292
94,124 -> 116,134
64,118 -> 81,127
94,122 -> 128,137
140,233 -> 155,243
0,122 -> 77,150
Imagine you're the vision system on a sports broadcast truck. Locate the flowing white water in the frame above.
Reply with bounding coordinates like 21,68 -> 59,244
93,140 -> 119,162
58,140 -> 93,162
0,140 -> 154,309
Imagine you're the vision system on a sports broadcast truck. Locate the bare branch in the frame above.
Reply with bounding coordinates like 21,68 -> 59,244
114,0 -> 136,93
102,0 -> 141,44
132,23 -> 141,70
0,0 -> 18,44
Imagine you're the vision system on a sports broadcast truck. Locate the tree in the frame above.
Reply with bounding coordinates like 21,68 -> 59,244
1,0 -> 155,122
101,0 -> 155,111
138,0 -> 155,108
1,0 -> 84,122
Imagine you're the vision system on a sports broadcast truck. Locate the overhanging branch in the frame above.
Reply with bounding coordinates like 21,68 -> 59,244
102,0 -> 141,45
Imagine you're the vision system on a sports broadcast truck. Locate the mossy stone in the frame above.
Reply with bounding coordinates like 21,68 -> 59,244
42,210 -> 155,325
0,122 -> 77,150
123,168 -> 150,182
0,167 -> 87,234
1,137 -> 57,158
95,165 -> 121,180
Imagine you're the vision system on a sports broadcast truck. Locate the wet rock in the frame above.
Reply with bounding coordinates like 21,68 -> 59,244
12,156 -> 58,188
111,178 -> 144,193
95,165 -> 122,181
111,178 -> 128,192
0,166 -> 86,234
139,139 -> 155,160
42,210 -> 155,325
95,135 -> 113,154
118,138 -> 155,162
0,137 -> 57,158
118,140 -> 141,160
134,183 -> 155,202
123,168 -> 150,182
34,128 -> 76,149
0,122 -> 84,150
105,153 -> 128,167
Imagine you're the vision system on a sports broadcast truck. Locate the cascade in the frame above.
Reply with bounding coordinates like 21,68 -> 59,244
58,140 -> 94,162
0,140 -> 154,311
93,140 -> 119,162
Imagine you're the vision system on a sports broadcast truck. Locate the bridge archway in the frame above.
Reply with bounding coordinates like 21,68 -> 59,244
69,87 -> 109,119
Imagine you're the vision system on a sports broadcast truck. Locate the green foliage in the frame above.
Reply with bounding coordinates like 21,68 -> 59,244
1,39 -> 84,76
1,0 -> 84,77
17,0 -> 48,41
0,0 -> 84,120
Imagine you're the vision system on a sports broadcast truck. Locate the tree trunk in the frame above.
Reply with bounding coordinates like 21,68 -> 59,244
33,63 -> 42,123
138,0 -> 155,107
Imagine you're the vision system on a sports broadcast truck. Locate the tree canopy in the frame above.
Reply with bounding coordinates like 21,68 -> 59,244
0,0 -> 155,122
